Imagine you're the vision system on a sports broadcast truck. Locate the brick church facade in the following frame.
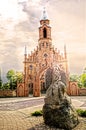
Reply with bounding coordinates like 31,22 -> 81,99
17,9 -> 69,97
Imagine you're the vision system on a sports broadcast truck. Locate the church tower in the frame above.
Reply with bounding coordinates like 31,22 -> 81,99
38,8 -> 52,50
39,8 -> 51,40
37,8 -> 54,71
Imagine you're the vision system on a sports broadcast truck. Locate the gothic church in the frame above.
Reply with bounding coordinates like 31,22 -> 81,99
17,9 -> 68,97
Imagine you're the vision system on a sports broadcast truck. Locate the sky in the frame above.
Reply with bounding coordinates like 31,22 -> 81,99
0,0 -> 86,81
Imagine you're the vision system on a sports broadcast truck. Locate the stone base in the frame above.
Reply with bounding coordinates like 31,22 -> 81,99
43,104 -> 79,130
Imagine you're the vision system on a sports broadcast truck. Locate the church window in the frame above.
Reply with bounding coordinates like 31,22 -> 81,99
29,65 -> 33,70
42,43 -> 44,47
43,28 -> 47,38
46,42 -> 48,47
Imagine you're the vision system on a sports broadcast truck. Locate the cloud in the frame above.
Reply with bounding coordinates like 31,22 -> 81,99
69,53 -> 86,74
0,0 -> 86,81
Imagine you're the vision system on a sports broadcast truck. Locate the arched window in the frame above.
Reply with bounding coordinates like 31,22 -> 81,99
29,65 -> 33,70
43,28 -> 47,38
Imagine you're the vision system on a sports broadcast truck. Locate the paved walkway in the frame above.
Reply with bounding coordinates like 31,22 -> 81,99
0,96 -> 86,130
0,97 -> 44,111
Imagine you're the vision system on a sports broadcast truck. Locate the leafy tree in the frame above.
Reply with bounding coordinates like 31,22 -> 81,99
70,75 -> 79,82
6,69 -> 23,90
7,69 -> 15,80
83,67 -> 86,74
6,70 -> 16,89
16,72 -> 23,83
80,73 -> 86,87
77,75 -> 83,88
0,79 -> 2,89
0,68 -> 2,89
3,82 -> 10,90
10,72 -> 23,90
70,74 -> 82,88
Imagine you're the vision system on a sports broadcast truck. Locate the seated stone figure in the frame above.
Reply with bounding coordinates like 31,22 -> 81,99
43,65 -> 79,130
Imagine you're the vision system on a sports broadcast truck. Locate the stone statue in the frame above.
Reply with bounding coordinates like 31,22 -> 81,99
43,65 -> 79,130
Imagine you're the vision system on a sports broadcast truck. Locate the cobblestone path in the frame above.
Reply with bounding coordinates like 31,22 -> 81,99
0,96 -> 86,130
0,110 -> 86,130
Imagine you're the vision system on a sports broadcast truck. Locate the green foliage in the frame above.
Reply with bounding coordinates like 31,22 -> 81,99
3,82 -> 10,90
80,73 -> 86,87
76,109 -> 86,117
16,72 -> 23,83
7,70 -> 15,80
83,67 -> 86,73
0,79 -> 3,89
70,74 -> 82,88
5,69 -> 23,90
31,110 -> 43,117
70,75 -> 79,82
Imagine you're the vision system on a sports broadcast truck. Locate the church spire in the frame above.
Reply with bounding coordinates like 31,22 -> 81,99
64,44 -> 67,59
64,44 -> 69,77
24,45 -> 27,55
24,45 -> 27,62
41,7 -> 49,20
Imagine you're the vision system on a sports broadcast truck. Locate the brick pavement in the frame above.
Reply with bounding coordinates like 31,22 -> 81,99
0,106 -> 43,130
0,96 -> 86,130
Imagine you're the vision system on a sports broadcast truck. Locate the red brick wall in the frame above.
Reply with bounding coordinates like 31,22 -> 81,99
17,83 -> 25,97
67,81 -> 79,96
0,90 -> 16,97
79,88 -> 86,96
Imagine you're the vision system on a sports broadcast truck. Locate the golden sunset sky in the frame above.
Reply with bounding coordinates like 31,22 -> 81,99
0,0 -> 86,81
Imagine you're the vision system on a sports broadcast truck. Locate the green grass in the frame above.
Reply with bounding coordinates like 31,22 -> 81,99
76,109 -> 86,117
31,110 -> 43,117
31,109 -> 86,117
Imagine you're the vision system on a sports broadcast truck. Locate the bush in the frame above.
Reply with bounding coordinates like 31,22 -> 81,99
31,110 -> 43,117
76,109 -> 86,117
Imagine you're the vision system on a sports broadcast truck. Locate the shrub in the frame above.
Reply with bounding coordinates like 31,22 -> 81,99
31,110 -> 43,117
76,109 -> 86,117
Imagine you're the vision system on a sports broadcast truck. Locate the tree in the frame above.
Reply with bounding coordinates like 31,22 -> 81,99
70,75 -> 79,82
0,79 -> 2,89
80,73 -> 86,87
3,82 -> 10,90
83,67 -> 86,73
0,68 -> 2,89
16,72 -> 23,83
7,69 -> 15,80
6,70 -> 16,89
70,74 -> 82,88
6,69 -> 23,90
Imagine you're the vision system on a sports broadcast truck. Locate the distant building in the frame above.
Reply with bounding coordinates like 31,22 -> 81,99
17,9 -> 69,97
